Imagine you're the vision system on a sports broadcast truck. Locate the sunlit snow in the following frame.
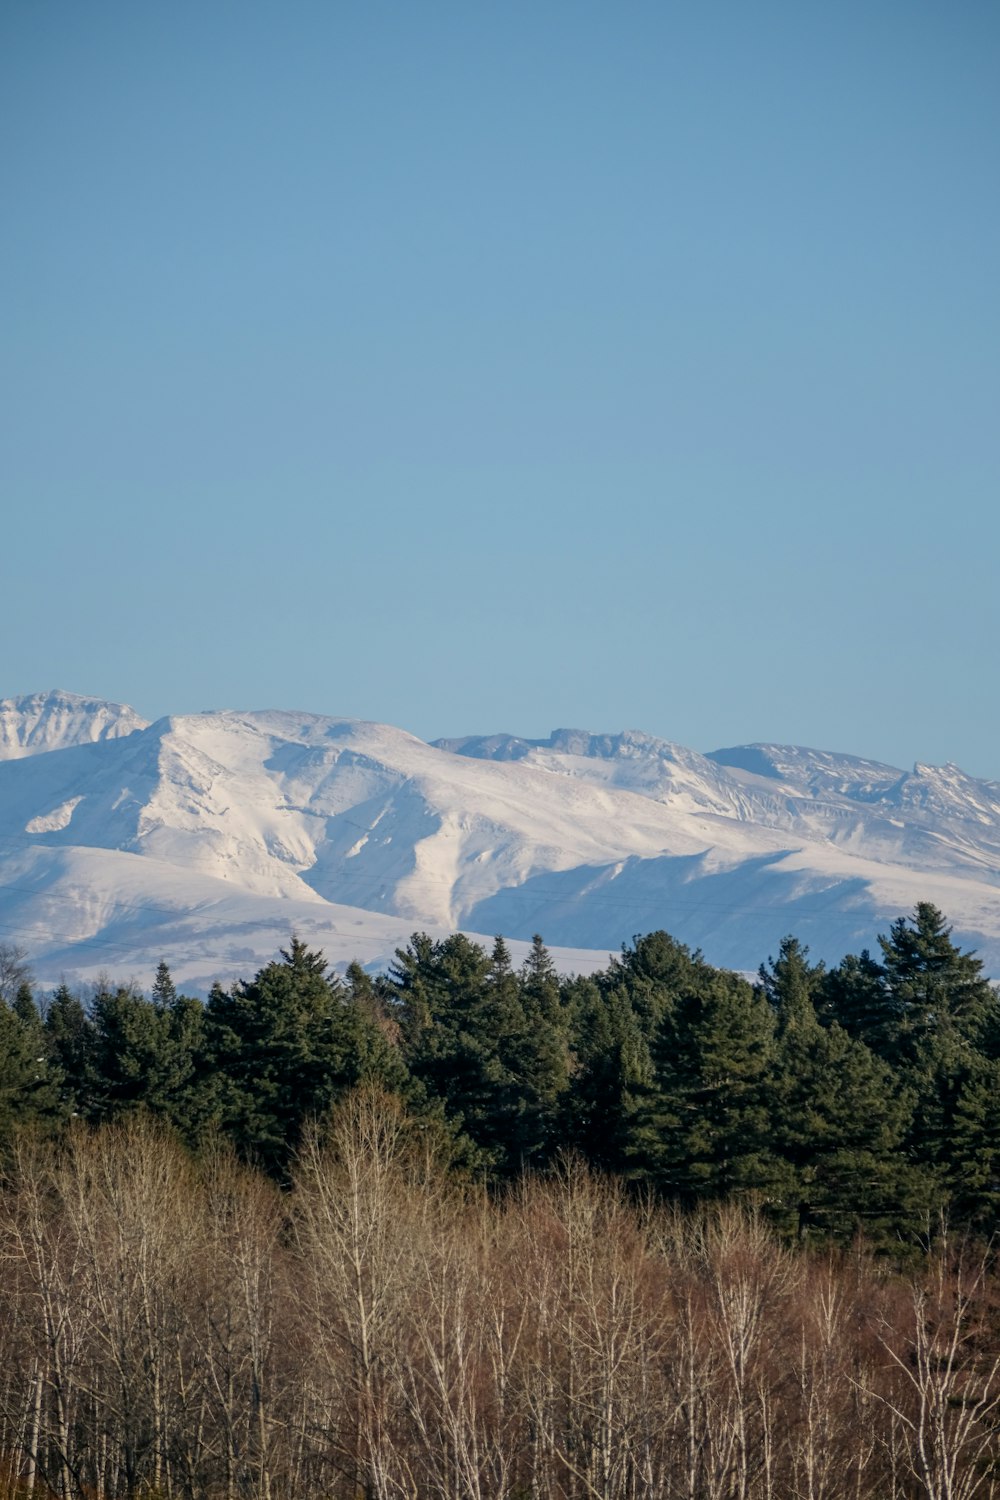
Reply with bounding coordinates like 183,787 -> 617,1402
2,692 -> 999,991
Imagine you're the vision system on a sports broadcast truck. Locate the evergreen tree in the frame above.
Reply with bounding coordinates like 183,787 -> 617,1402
60,971 -> 212,1141
847,906 -> 1000,1223
390,931 -> 570,1174
0,994 -> 62,1137
565,932 -> 724,1178
566,930 -> 709,1175
151,959 -> 178,1009
12,980 -> 38,1027
391,932 -> 510,1172
819,948 -> 889,1048
940,1053 -> 1000,1233
519,933 -> 561,1018
206,937 -> 389,1177
763,939 -> 922,1241
760,936 -> 825,1029
89,980 -> 178,1121
604,929 -> 709,1039
878,903 -> 996,1062
43,983 -> 97,1117
485,936 -> 529,1162
506,935 -> 570,1169
342,961 -> 409,1087
642,969 -> 779,1203
337,961 -> 407,1093
563,975 -> 651,1174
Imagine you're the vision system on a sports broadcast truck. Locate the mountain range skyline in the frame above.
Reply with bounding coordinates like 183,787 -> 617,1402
2,689 -> 998,994
3,686 -> 986,781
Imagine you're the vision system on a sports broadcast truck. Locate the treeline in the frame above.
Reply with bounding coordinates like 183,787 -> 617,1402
2,1102 -> 1000,1500
2,902 -> 1000,1241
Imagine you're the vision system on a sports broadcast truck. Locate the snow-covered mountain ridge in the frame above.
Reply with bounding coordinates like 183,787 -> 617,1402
2,691 -> 999,992
0,690 -> 148,759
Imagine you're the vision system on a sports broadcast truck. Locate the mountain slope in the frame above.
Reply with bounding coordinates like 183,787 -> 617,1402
1,696 -> 999,990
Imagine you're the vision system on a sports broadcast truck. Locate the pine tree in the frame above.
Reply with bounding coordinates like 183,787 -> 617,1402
485,936 -> 529,1163
845,906 -> 1000,1224
206,937 -> 388,1177
161,990 -> 220,1144
563,975 -> 651,1174
89,980 -> 177,1121
820,949 -> 891,1050
878,903 -> 996,1061
43,983 -> 97,1117
643,969 -> 779,1203
940,1054 -> 1000,1233
0,993 -> 62,1137
760,936 -> 825,1029
12,980 -> 38,1027
390,931 -> 509,1172
151,959 -> 178,1009
763,940 -> 922,1241
604,929 -> 709,1038
505,935 -> 570,1169
342,961 -> 409,1087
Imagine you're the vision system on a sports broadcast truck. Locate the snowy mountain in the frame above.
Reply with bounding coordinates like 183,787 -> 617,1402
2,695 -> 999,993
0,690 -> 148,760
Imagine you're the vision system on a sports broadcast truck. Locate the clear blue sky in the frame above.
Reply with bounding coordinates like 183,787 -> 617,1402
3,1 -> 998,774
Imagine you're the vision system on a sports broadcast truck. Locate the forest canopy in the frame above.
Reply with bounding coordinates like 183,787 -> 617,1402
2,902 -> 999,1244
3,908 -> 1000,1498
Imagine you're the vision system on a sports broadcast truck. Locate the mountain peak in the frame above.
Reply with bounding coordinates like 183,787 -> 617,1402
3,698 -> 1000,990
0,689 -> 149,761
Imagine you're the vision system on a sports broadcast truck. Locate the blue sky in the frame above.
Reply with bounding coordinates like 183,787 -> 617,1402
3,1 -> 999,774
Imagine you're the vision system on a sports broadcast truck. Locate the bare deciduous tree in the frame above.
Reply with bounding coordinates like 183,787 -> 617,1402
874,1239 -> 1000,1500
0,943 -> 31,1004
0,1098 -> 998,1500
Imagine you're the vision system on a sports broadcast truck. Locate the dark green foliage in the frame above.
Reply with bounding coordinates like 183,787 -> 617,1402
0,904 -> 996,1241
507,936 -> 570,1168
43,983 -> 97,1116
564,930 -> 715,1176
206,936 -> 395,1177
391,932 -> 512,1172
389,932 -> 571,1175
155,989 -> 221,1145
878,902 -> 997,1059
760,936 -> 826,1031
0,990 -> 62,1137
346,1000 -> 406,1094
84,970 -> 217,1143
643,968 -> 779,1202
941,1054 -> 1000,1231
563,974 -> 651,1173
826,904 -> 999,1067
820,948 -> 888,1046
763,940 -> 921,1241
90,979 -> 172,1119
151,958 -> 178,1008
838,906 -> 1000,1233
12,980 -> 39,1027
605,929 -> 712,1036
342,960 -> 410,1088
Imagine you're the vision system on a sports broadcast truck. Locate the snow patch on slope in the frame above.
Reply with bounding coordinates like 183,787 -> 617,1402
25,796 -> 83,834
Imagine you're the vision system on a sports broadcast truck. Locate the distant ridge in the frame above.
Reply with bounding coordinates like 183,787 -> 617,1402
1,692 -> 999,993
0,689 -> 148,760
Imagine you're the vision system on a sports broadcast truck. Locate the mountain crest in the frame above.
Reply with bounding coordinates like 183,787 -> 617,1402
2,695 -> 999,991
0,689 -> 148,761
